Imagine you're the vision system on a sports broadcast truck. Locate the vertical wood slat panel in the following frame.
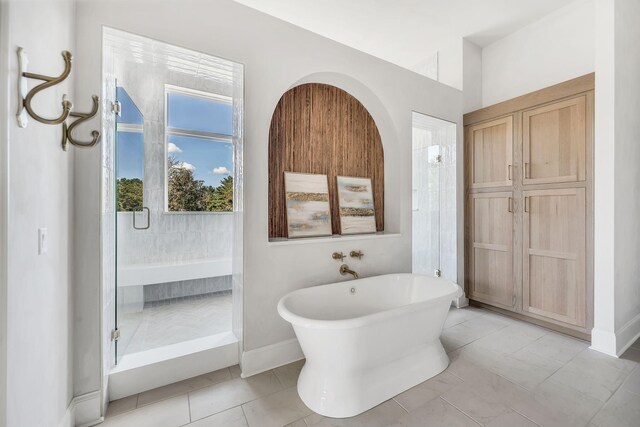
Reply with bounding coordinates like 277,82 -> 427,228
268,83 -> 384,238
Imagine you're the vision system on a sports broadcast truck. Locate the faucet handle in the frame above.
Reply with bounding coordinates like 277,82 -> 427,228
332,252 -> 346,261
350,250 -> 364,260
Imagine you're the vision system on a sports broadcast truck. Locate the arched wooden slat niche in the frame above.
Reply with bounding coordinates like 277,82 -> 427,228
268,83 -> 384,238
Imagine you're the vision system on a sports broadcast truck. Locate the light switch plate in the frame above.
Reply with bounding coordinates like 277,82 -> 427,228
38,228 -> 47,255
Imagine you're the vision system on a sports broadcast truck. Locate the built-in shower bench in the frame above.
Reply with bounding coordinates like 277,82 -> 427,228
118,257 -> 232,287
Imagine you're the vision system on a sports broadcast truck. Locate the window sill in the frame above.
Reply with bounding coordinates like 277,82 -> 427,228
267,232 -> 401,246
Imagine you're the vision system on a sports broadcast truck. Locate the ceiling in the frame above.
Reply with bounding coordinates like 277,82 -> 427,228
233,0 -> 576,75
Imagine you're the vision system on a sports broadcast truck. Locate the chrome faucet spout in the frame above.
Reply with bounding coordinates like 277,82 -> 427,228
340,264 -> 359,279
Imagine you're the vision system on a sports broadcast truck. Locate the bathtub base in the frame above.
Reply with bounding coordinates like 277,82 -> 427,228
297,339 -> 449,418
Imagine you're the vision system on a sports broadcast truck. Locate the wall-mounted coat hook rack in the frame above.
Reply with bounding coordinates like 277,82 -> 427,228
17,47 -> 73,128
62,95 -> 101,151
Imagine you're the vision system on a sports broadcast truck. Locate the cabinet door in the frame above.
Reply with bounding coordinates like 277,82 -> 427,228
468,117 -> 513,189
468,192 -> 514,309
523,188 -> 586,327
523,96 -> 586,185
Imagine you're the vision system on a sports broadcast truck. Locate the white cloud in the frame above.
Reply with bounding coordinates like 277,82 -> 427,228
212,166 -> 230,175
177,162 -> 195,172
167,142 -> 182,153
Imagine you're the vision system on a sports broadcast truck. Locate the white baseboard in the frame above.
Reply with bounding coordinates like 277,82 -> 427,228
241,338 -> 304,378
58,391 -> 104,427
615,312 -> 640,356
109,333 -> 238,400
590,328 -> 618,357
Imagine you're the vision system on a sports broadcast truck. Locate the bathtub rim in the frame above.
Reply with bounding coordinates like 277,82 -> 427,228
277,273 -> 462,330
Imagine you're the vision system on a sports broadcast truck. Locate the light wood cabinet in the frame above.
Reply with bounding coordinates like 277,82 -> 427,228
522,189 -> 586,327
467,192 -> 514,309
468,116 -> 513,189
463,74 -> 593,338
523,96 -> 586,185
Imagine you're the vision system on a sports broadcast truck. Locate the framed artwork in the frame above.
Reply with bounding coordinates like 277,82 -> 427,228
337,176 -> 376,235
284,172 -> 332,238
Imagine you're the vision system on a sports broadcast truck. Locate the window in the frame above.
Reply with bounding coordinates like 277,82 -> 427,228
116,86 -> 144,212
165,85 -> 234,212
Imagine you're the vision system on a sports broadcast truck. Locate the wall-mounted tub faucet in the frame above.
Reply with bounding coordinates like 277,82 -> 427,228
340,264 -> 359,279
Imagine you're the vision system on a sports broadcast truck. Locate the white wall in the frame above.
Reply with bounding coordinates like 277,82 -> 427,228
612,0 -> 640,352
462,39 -> 482,113
482,0 -> 595,106
2,1 -> 76,426
0,2 -> 9,425
72,0 -> 463,402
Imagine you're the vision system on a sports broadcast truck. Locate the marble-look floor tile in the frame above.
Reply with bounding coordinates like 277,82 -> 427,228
548,349 -> 631,402
189,370 -> 284,421
304,399 -> 406,427
107,395 -> 139,418
242,386 -> 312,427
485,409 -> 539,427
461,344 -> 562,390
591,389 -> 640,427
389,398 -> 478,427
620,366 -> 640,395
442,366 -> 530,425
512,379 -> 604,427
516,332 -> 588,364
394,371 -> 462,412
186,406 -> 248,427
443,307 -> 484,329
273,360 -> 305,388
229,364 -> 242,378
138,367 -> 231,407
102,395 -> 190,427
284,420 -> 308,427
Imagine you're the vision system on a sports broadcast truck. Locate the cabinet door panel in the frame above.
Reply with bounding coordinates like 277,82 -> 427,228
468,117 -> 513,189
523,96 -> 586,184
523,188 -> 586,327
468,192 -> 514,308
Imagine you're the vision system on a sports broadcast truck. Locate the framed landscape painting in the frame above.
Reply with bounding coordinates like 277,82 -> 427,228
284,172 -> 332,238
337,176 -> 376,235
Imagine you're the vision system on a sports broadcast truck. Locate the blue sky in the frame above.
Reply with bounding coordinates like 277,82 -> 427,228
116,86 -> 234,188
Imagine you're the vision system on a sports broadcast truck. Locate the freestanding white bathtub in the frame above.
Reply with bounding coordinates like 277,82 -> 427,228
277,273 -> 461,418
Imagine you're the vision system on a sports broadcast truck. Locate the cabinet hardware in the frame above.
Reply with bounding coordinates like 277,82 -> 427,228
508,164 -> 512,181
524,197 -> 530,213
524,162 -> 530,179
508,197 -> 513,213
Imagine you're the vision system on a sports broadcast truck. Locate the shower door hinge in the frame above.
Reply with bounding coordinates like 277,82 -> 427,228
434,269 -> 441,278
111,328 -> 120,342
111,101 -> 121,117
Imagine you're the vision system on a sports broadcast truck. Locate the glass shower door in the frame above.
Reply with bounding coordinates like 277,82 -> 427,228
114,84 -> 145,364
411,112 -> 457,281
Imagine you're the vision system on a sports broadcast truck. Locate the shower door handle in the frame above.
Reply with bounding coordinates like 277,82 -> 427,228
133,206 -> 150,230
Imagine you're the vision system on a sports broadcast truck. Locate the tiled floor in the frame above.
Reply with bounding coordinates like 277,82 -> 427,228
104,306 -> 640,427
119,292 -> 232,355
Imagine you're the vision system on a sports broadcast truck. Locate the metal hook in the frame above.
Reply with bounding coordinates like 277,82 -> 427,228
17,48 -> 73,127
62,95 -> 101,151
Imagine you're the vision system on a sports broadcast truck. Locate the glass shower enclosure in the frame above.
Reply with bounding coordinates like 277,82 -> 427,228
411,112 -> 457,282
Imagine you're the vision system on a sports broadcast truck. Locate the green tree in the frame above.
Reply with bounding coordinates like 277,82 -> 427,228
204,175 -> 233,212
168,156 -> 205,211
167,156 -> 233,212
116,178 -> 143,211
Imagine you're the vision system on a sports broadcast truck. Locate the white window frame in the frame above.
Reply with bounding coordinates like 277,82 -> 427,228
164,84 -> 234,214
